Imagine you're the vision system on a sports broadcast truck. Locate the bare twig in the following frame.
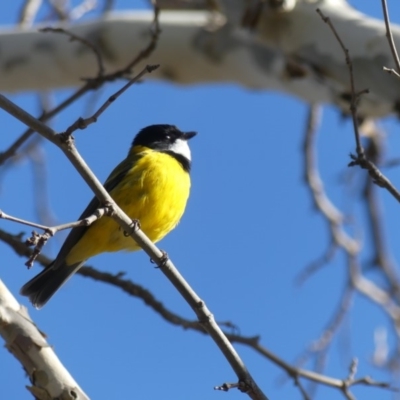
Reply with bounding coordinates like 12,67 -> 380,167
0,207 -> 107,234
103,0 -> 161,80
40,27 -> 105,76
295,243 -> 337,285
289,284 -> 354,398
0,1 -> 161,165
382,66 -> 400,77
381,0 -> 400,77
316,9 -> 364,155
24,230 -> 52,267
316,8 -> 400,203
1,207 -> 109,267
0,85 -> 94,165
302,104 -> 360,259
294,376 -> 311,400
362,136 -> 400,297
63,64 -> 159,136
299,105 -> 350,285
309,286 -> 354,354
349,256 -> 400,328
246,335 -> 396,394
346,358 -> 358,382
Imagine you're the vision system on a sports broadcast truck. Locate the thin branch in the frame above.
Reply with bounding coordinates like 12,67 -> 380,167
109,0 -> 161,78
381,0 -> 400,77
0,207 -> 108,235
362,136 -> 400,298
299,104 -> 351,286
302,104 -> 360,258
340,357 -> 397,398
246,336 -> 395,392
294,376 -> 312,400
316,8 -> 400,203
0,1 -> 161,165
64,64 -> 159,136
0,85 -> 93,165
40,27 -> 105,76
348,358 -> 358,380
309,286 -> 354,353
288,284 -> 354,398
349,257 -> 400,323
315,9 -> 364,155
295,243 -> 337,285
1,206 -> 109,268
1,227 -> 395,396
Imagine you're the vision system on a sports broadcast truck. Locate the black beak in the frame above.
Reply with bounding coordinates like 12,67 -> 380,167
183,131 -> 197,140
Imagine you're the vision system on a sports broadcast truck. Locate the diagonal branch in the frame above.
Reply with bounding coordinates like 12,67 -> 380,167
0,90 -> 268,400
1,227 -> 395,398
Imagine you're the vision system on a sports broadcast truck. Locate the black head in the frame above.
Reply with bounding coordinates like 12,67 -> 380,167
132,124 -> 197,172
133,125 -> 196,148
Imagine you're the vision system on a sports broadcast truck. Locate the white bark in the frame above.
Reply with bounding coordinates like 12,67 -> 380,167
0,0 -> 398,117
0,280 -> 89,400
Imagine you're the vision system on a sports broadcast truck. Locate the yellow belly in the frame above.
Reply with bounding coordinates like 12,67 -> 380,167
66,150 -> 190,264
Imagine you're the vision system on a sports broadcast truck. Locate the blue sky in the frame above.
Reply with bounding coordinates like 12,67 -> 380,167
2,1 -> 400,399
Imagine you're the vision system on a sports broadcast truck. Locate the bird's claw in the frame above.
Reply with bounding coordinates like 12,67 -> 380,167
151,250 -> 169,268
123,219 -> 141,237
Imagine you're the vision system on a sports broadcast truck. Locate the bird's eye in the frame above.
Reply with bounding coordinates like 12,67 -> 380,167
165,135 -> 171,140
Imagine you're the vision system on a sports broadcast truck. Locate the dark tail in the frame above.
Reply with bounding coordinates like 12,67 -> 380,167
20,261 -> 83,309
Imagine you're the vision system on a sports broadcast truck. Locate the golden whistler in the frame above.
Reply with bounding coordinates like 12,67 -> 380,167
21,125 -> 196,309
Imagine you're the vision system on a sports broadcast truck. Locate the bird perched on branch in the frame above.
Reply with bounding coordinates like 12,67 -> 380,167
21,124 -> 196,309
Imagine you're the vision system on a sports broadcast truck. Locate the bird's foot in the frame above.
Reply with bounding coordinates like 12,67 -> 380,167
151,250 -> 169,268
123,219 -> 141,237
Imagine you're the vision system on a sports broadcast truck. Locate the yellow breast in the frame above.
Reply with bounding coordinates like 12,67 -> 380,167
66,149 -> 190,264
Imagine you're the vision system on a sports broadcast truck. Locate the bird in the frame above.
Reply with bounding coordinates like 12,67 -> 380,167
20,124 -> 196,309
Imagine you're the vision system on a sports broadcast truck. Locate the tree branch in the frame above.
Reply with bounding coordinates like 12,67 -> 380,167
0,279 -> 89,399
0,90 -> 268,399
